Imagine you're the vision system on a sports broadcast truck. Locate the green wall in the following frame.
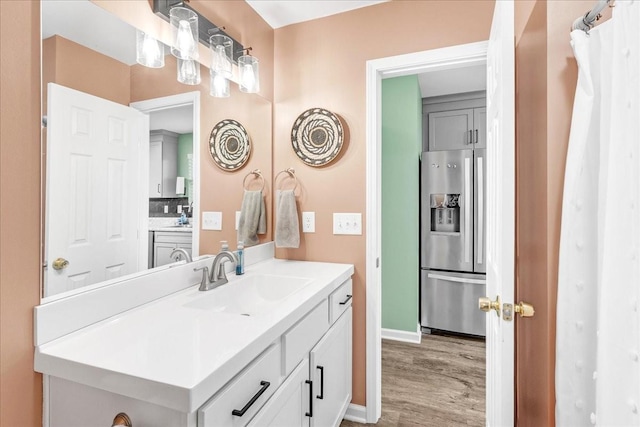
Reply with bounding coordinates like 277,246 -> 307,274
177,133 -> 193,201
381,75 -> 422,333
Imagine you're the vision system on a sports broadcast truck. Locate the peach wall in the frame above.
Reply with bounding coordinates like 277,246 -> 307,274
130,57 -> 274,253
515,2 -> 550,425
273,0 -> 495,406
43,35 -> 130,107
0,1 -> 43,426
514,1 -> 610,425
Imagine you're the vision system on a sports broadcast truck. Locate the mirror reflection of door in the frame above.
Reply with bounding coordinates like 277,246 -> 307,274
45,83 -> 149,297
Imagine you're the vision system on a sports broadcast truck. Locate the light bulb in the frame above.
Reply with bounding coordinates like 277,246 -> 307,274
241,64 -> 255,89
136,30 -> 164,68
210,70 -> 230,98
176,20 -> 196,57
177,59 -> 201,85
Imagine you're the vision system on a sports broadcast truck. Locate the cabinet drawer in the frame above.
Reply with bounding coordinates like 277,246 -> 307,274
198,343 -> 282,427
282,299 -> 329,376
329,279 -> 352,325
154,231 -> 192,244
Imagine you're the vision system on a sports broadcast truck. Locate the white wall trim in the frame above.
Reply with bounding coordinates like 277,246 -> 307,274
381,327 -> 422,344
343,403 -> 367,423
365,41 -> 488,424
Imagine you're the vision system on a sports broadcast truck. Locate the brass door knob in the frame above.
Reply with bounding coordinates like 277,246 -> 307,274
478,295 -> 501,317
112,412 -> 132,427
52,258 -> 69,270
515,301 -> 535,317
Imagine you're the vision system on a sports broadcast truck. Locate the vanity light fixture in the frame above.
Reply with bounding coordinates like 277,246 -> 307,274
136,30 -> 165,68
238,48 -> 260,94
177,58 -> 201,85
210,69 -> 230,98
169,6 -> 199,60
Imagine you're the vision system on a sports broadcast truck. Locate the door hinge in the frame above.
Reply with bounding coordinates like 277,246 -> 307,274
376,257 -> 380,268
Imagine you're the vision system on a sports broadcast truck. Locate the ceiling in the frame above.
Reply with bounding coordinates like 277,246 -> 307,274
245,0 -> 388,29
418,64 -> 487,98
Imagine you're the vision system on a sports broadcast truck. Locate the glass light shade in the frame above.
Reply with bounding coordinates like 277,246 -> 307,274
170,7 -> 199,60
209,69 -> 230,98
209,34 -> 233,78
238,55 -> 259,93
177,58 -> 201,85
136,30 -> 164,68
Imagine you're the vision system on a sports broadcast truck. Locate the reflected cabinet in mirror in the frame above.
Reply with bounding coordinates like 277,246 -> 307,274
41,0 -> 273,300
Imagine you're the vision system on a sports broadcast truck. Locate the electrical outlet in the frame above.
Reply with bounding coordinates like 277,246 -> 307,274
235,211 -> 241,231
163,205 -> 169,214
202,211 -> 222,230
333,213 -> 362,235
302,212 -> 315,233
177,205 -> 183,214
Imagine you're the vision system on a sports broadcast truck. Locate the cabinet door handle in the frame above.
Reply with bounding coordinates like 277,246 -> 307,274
157,183 -> 160,194
231,380 -> 270,417
474,129 -> 478,144
339,295 -> 352,305
305,380 -> 313,417
316,366 -> 324,399
468,129 -> 472,144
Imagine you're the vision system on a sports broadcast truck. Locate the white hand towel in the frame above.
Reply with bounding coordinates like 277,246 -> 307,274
237,190 -> 266,246
176,176 -> 185,195
275,189 -> 300,248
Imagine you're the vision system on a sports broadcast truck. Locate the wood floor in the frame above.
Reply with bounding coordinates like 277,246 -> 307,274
341,334 -> 485,427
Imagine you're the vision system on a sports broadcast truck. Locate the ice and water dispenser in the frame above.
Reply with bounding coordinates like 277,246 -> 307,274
430,193 -> 460,233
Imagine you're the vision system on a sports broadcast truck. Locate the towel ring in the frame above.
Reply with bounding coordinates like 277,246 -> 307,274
243,169 -> 265,191
275,168 -> 298,192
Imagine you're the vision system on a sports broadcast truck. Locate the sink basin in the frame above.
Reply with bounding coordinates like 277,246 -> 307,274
183,274 -> 313,315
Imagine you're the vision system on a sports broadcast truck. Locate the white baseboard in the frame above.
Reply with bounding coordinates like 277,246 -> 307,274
381,326 -> 421,344
343,404 -> 367,423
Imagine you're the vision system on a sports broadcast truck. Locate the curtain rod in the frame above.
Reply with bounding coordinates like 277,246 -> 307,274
572,0 -> 613,32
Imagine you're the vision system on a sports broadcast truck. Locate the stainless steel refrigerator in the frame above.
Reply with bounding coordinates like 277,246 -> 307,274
420,149 -> 486,336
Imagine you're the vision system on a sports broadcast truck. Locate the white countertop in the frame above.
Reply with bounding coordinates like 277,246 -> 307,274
34,259 -> 353,413
150,225 -> 193,233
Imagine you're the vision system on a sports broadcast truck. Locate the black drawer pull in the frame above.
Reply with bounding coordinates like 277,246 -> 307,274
339,294 -> 353,305
317,366 -> 324,399
305,380 -> 313,417
231,381 -> 270,417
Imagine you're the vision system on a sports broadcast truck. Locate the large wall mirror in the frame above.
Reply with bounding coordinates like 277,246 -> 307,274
41,0 -> 273,301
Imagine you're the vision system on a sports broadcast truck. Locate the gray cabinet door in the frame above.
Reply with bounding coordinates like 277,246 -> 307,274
428,109 -> 474,151
473,107 -> 487,149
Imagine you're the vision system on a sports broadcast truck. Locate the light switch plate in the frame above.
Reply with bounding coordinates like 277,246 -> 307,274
235,211 -> 241,231
333,213 -> 362,235
202,211 -> 222,230
302,212 -> 315,233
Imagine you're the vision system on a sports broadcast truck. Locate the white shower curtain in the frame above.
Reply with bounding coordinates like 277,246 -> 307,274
556,1 -> 640,426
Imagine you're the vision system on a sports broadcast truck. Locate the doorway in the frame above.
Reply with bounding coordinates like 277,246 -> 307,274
130,92 -> 201,260
363,8 -> 516,421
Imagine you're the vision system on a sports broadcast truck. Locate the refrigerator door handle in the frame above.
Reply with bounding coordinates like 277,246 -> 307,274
477,155 -> 484,265
464,156 -> 472,264
427,272 -> 486,285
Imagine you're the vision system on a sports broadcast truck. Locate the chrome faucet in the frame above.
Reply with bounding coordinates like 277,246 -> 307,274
170,248 -> 192,263
194,251 -> 237,291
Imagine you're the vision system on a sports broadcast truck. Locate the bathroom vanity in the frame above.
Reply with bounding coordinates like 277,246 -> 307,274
34,244 -> 353,427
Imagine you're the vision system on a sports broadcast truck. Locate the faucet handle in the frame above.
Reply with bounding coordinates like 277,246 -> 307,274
194,266 -> 209,290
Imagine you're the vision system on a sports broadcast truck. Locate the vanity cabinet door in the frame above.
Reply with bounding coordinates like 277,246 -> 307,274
309,307 -> 352,427
248,359 -> 310,427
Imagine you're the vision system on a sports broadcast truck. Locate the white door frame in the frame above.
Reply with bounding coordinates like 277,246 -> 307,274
365,41 -> 489,423
130,92 -> 201,258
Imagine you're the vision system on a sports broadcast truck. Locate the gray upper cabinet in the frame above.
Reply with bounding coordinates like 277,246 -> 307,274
149,130 -> 178,198
423,91 -> 486,152
473,107 -> 486,149
428,109 -> 474,151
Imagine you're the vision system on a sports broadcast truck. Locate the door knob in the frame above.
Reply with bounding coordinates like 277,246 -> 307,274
515,301 -> 535,317
478,295 -> 500,317
52,257 -> 69,270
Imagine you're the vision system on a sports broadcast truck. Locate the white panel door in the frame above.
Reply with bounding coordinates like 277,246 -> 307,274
45,83 -> 148,297
484,0 -> 515,425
